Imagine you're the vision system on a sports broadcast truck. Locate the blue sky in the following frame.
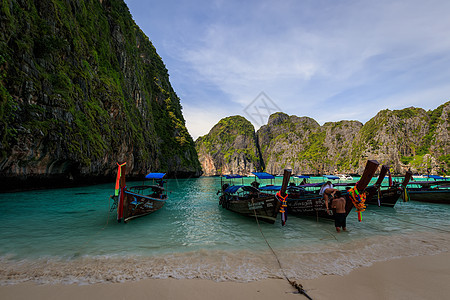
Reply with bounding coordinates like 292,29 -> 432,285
125,0 -> 450,140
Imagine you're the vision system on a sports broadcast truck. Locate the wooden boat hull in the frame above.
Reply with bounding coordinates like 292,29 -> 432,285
122,191 -> 166,222
218,169 -> 291,224
219,193 -> 280,224
111,192 -> 166,222
364,168 -> 411,208
112,163 -> 167,223
406,189 -> 450,204
287,160 -> 380,220
286,192 -> 353,220
366,186 -> 402,207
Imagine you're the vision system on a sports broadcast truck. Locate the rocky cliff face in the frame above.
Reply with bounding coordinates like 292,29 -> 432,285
195,116 -> 262,176
257,113 -> 363,175
352,102 -> 450,174
196,102 -> 449,176
0,0 -> 201,190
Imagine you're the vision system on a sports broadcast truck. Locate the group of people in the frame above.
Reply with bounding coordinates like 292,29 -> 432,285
319,181 -> 347,232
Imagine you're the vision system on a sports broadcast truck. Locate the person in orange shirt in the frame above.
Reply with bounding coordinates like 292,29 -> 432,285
331,190 -> 347,232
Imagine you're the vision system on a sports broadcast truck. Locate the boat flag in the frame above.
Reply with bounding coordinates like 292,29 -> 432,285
115,162 -> 127,196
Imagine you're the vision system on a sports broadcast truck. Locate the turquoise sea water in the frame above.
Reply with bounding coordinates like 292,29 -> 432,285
1,176 -> 449,285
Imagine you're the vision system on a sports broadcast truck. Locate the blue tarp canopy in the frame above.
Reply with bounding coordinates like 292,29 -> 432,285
301,183 -> 323,187
145,172 -> 166,179
224,174 -> 243,179
296,175 -> 310,179
224,185 -> 260,193
323,175 -> 340,180
427,175 -> 445,180
252,172 -> 275,179
259,185 -> 282,191
223,185 -> 244,193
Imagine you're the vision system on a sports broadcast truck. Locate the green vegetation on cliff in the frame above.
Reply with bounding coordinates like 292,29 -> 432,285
198,115 -> 255,154
352,104 -> 449,174
0,0 -> 201,181
0,54 -> 17,158
197,102 -> 448,176
296,131 -> 327,164
195,115 -> 261,175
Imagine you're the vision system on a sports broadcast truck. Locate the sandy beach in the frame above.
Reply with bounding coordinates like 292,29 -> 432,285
1,252 -> 449,300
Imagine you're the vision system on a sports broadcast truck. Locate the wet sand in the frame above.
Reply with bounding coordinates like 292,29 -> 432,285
1,252 -> 449,300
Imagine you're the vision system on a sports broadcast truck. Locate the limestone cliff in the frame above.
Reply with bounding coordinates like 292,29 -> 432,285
351,102 -> 450,174
197,102 -> 449,176
195,116 -> 262,176
0,0 -> 202,190
257,112 -> 363,175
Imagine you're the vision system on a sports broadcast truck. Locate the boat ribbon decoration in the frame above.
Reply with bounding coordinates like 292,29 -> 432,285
276,191 -> 288,226
115,162 -> 127,222
115,162 -> 127,196
387,168 -> 393,186
377,188 -> 381,207
348,184 -> 366,222
403,186 -> 409,202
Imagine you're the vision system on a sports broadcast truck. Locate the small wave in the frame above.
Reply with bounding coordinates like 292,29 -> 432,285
1,231 -> 449,286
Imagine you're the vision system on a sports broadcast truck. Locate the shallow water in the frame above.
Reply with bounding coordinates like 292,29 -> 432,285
1,177 -> 449,285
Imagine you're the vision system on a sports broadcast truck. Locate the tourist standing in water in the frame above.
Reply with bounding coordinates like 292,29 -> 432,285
331,190 -> 347,232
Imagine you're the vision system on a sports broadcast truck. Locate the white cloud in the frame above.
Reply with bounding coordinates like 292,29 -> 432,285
183,104 -> 233,140
127,0 -> 450,134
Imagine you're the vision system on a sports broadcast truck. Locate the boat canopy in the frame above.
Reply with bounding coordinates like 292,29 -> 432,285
145,172 -> 166,179
287,186 -> 307,192
296,175 -> 310,179
252,172 -> 275,179
408,180 -> 450,187
323,175 -> 340,180
259,185 -> 282,191
301,182 -> 324,187
427,175 -> 446,180
223,185 -> 244,193
334,182 -> 356,187
223,185 -> 259,194
224,174 -> 243,179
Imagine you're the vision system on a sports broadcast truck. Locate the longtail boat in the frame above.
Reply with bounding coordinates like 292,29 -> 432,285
286,160 -> 380,221
218,169 -> 291,224
337,174 -> 353,181
365,166 -> 412,207
405,176 -> 450,204
111,162 -> 167,223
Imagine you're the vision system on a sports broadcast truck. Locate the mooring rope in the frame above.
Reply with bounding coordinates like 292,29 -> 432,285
322,228 -> 338,241
251,198 -> 313,299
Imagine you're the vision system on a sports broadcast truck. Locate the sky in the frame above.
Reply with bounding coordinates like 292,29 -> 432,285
125,0 -> 450,140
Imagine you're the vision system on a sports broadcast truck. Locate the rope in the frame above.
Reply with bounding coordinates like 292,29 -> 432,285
250,198 -> 313,299
322,228 -> 338,241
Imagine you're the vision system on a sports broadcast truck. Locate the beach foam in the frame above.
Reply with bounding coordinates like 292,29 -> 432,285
1,231 -> 448,285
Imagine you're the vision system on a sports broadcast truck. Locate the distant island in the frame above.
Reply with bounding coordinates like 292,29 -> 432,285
196,102 -> 450,176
